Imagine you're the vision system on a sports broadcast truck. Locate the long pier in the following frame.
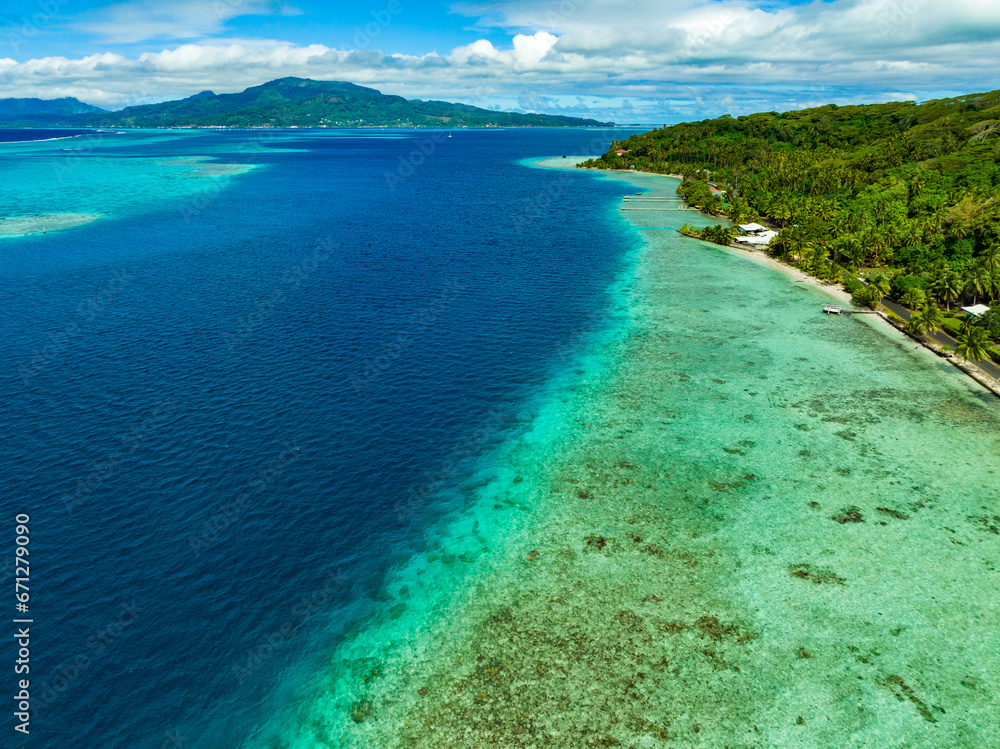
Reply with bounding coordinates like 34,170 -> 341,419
823,304 -> 873,315
621,195 -> 692,211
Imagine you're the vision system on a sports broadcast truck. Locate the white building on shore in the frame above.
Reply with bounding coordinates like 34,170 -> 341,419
735,228 -> 778,247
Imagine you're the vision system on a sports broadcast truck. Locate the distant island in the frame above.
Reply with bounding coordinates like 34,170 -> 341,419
0,78 -> 613,129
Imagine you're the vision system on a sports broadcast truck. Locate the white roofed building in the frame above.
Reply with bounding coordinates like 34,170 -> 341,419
735,230 -> 778,247
961,304 -> 990,318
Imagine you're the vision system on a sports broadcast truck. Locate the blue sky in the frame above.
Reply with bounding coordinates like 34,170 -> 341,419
1,0 -> 486,57
1,0 -> 999,122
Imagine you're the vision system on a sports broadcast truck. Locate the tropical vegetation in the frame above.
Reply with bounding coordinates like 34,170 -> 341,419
679,223 -> 736,245
582,89 -> 1000,365
956,324 -> 993,373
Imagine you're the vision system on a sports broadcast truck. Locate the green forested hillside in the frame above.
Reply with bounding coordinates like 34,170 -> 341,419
581,90 -> 1000,361
582,92 -> 1000,274
0,96 -> 106,123
3,78 -> 611,129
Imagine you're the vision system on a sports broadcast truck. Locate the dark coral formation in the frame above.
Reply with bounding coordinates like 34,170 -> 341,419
831,506 -> 864,524
790,564 -> 847,585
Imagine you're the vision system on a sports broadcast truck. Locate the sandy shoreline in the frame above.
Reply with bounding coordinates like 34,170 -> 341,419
531,156 -> 860,315
532,156 -> 999,398
722,242 -> 999,394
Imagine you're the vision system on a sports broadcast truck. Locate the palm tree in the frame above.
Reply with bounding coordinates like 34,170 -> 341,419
906,308 -> 930,340
989,266 -> 1000,303
862,227 -> 888,266
923,303 -> 945,337
840,236 -> 865,271
813,252 -> 835,281
978,245 -> 1000,299
930,266 -> 962,310
900,221 -> 923,249
777,241 -> 799,265
867,273 -> 892,307
815,200 -> 837,222
834,208 -> 856,234
981,244 -> 1000,275
767,198 -> 792,227
955,325 -> 992,374
966,263 -> 992,305
886,219 -> 910,252
768,231 -> 792,259
983,310 -> 1000,341
798,241 -> 820,272
921,214 -> 942,243
907,303 -> 944,343
950,222 -> 972,239
899,287 -> 927,309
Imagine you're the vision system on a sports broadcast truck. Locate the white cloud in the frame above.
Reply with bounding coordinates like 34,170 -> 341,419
1,0 -> 999,121
449,39 -> 499,64
457,0 -> 1000,65
452,31 -> 558,69
509,31 -> 558,67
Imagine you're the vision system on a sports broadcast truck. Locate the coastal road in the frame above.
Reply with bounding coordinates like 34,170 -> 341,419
880,298 -> 1000,384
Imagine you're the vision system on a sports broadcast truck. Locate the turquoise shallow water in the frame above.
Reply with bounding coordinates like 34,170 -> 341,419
262,166 -> 1000,748
0,131 -> 295,236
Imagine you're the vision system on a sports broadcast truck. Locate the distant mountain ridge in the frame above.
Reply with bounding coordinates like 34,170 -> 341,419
0,97 -> 107,125
0,78 -> 612,128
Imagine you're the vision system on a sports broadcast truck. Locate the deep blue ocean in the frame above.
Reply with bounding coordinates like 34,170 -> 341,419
0,127 -> 642,747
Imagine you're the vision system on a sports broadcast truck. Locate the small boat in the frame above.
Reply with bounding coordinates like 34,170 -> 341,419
823,305 -> 842,315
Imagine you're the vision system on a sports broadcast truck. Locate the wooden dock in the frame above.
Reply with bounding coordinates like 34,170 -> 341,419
621,197 -> 690,211
822,305 -> 876,315
620,195 -> 692,212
